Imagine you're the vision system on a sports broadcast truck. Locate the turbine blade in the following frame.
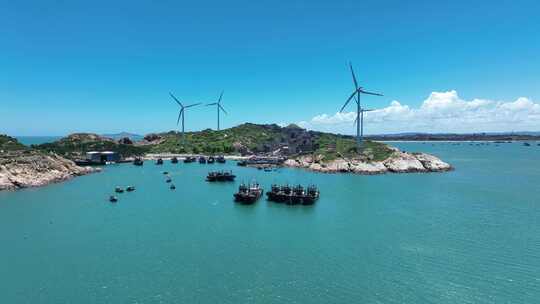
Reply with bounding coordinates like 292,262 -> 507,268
218,90 -> 224,103
362,109 -> 375,112
359,89 -> 383,96
206,102 -> 218,106
219,104 -> 227,114
353,116 -> 358,126
349,62 -> 359,90
340,90 -> 358,112
169,92 -> 183,107
185,102 -> 201,108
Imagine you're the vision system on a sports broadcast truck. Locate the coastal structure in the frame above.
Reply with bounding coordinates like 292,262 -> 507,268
85,151 -> 120,164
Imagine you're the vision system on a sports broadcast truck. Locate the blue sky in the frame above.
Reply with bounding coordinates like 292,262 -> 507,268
1,0 -> 539,135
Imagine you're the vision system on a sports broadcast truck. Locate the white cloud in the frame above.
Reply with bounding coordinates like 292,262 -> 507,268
299,90 -> 540,134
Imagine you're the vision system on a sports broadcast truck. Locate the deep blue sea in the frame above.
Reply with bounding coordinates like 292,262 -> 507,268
1,142 -> 539,303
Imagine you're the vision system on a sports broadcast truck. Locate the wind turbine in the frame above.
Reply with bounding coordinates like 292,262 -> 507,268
169,92 -> 201,139
340,62 -> 383,149
206,90 -> 227,131
353,108 -> 375,139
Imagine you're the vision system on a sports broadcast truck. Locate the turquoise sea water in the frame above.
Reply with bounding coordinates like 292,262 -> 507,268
1,142 -> 539,303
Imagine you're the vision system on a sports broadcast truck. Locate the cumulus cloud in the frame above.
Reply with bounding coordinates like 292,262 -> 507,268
298,90 -> 540,134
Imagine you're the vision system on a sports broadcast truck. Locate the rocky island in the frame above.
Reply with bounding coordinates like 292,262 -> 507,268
0,135 -> 98,191
31,123 -> 452,175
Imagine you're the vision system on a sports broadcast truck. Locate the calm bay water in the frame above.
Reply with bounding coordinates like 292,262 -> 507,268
1,142 -> 539,303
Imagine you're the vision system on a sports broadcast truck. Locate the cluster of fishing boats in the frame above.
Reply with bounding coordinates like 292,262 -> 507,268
117,163 -> 321,206
163,171 -> 176,190
233,182 -> 320,205
133,156 -> 227,166
109,185 -> 136,202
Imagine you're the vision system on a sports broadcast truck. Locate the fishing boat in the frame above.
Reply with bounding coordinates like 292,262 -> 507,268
206,171 -> 236,182
234,182 -> 263,204
109,195 -> 118,202
216,155 -> 226,163
207,156 -> 215,164
199,156 -> 207,164
266,184 -> 319,205
126,186 -> 136,192
266,184 -> 284,202
171,157 -> 179,164
115,186 -> 124,193
289,185 -> 305,205
302,185 -> 320,205
184,156 -> 196,163
156,158 -> 163,165
133,157 -> 144,166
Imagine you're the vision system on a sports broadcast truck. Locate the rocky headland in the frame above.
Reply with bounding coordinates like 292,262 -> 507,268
0,135 -> 99,191
283,148 -> 452,174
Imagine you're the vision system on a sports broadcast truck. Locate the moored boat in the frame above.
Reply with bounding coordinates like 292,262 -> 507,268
302,185 -> 320,205
115,186 -> 124,193
266,184 -> 285,202
156,158 -> 163,165
234,182 -> 263,204
207,156 -> 215,164
216,155 -> 226,163
206,170 -> 236,182
133,157 -> 144,166
184,156 -> 196,163
199,156 -> 207,164
170,184 -> 176,190
166,177 -> 172,183
171,157 -> 179,164
109,195 -> 118,202
289,185 -> 305,205
126,186 -> 136,192
266,183 -> 319,205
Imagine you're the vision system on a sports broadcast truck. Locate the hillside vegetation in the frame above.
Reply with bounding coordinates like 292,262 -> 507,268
0,135 -> 27,152
32,124 -> 395,162
36,133 -> 149,159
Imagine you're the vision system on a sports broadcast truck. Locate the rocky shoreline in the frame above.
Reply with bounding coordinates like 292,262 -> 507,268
0,151 -> 99,191
283,150 -> 452,174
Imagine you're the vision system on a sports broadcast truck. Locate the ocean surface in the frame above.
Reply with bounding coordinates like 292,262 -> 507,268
1,142 -> 539,303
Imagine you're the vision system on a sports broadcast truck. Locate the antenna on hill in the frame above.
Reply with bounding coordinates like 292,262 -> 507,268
206,90 -> 227,131
340,62 -> 382,150
170,92 -> 201,141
